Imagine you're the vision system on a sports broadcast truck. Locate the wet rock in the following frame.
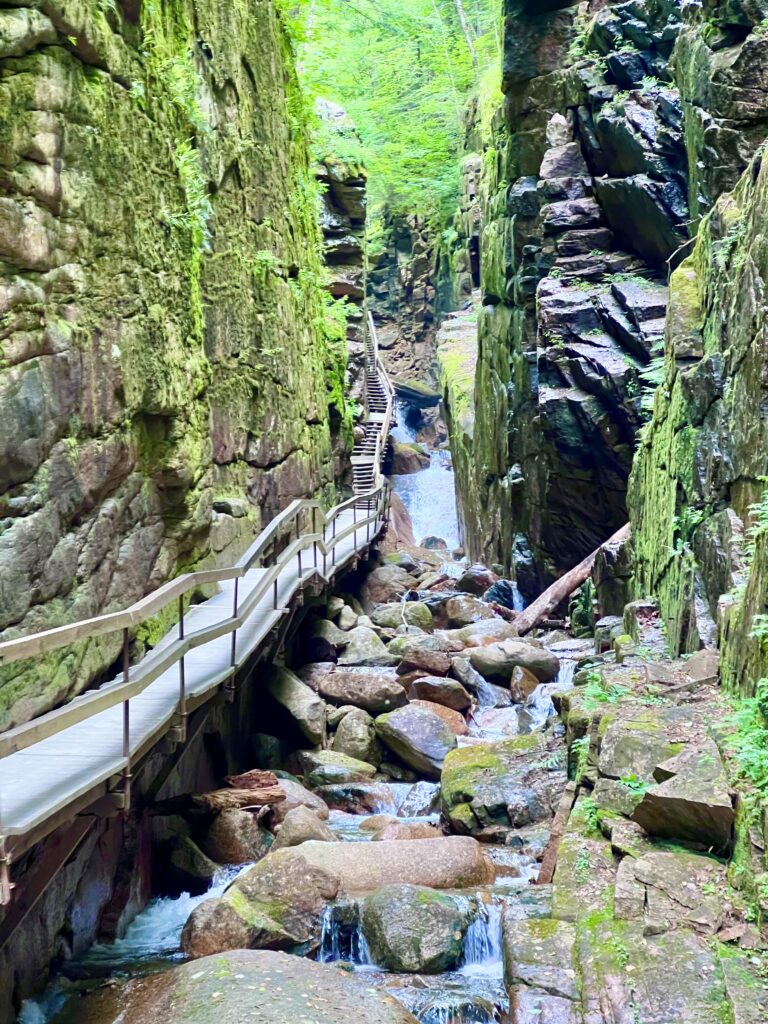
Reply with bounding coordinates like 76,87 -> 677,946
387,633 -> 454,657
362,884 -> 472,973
200,810 -> 272,865
440,594 -> 498,628
300,750 -> 378,787
267,667 -> 326,745
409,675 -> 471,711
299,664 -> 407,715
181,849 -> 341,957
409,699 -> 469,736
455,564 -> 499,594
439,618 -> 520,648
361,564 -> 415,609
397,648 -> 453,676
390,439 -> 430,474
272,806 -> 338,850
71,950 -> 421,1024
376,705 -> 458,780
468,641 -> 560,684
371,602 -> 433,630
272,779 -> 330,824
332,707 -> 383,766
483,579 -> 522,610
441,736 -> 566,837
337,626 -> 399,667
510,666 -> 540,702
632,741 -> 735,855
168,836 -> 220,890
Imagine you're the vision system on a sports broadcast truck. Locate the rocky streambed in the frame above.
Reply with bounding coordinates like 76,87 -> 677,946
20,549 -> 768,1024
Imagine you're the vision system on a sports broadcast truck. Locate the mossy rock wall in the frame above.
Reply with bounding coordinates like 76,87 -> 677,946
629,146 -> 768,692
0,0 -> 349,728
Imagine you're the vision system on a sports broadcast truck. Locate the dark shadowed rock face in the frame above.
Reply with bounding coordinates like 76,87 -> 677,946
440,0 -> 768,597
63,950 -> 420,1024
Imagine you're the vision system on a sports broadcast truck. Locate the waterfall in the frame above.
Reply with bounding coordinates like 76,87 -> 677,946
555,658 -> 577,688
318,904 -> 372,966
460,900 -> 503,977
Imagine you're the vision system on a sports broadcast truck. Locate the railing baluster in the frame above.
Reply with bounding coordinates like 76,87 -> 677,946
178,594 -> 186,739
121,627 -> 131,810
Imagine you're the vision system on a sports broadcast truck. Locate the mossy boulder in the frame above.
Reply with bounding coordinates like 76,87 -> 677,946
371,602 -> 433,630
361,884 -> 472,973
441,736 -> 566,838
300,749 -> 377,787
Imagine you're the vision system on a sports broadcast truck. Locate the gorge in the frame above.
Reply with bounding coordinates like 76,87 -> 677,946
2,2 -> 768,1023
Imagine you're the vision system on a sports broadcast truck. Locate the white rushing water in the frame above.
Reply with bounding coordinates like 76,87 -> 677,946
390,401 -> 461,551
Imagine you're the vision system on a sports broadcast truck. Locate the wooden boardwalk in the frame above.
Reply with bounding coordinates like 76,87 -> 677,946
0,315 -> 394,904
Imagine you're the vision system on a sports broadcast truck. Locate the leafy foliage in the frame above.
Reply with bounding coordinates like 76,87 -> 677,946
299,0 -> 501,224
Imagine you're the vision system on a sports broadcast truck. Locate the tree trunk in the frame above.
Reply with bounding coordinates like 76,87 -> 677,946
514,523 -> 631,636
453,0 -> 478,73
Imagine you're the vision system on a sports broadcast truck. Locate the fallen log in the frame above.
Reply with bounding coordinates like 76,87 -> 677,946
225,768 -> 282,794
514,523 -> 630,636
536,780 -> 578,885
193,786 -> 286,814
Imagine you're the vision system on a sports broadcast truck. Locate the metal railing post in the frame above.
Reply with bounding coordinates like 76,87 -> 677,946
121,628 -> 131,810
353,501 -> 358,551
230,579 -> 239,668
0,837 -> 12,906
177,594 -> 187,740
322,521 -> 327,576
312,507 -> 318,569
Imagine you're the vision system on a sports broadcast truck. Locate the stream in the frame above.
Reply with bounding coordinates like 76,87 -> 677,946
390,402 -> 461,553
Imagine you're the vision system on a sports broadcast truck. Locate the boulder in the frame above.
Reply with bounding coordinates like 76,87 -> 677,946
390,440 -> 430,474
397,648 -> 452,677
272,778 -> 330,824
362,884 -> 472,973
332,707 -> 383,765
200,809 -> 272,864
409,675 -> 471,711
300,750 -> 377,787
409,699 -> 469,736
468,640 -> 560,683
439,619 -> 519,648
290,836 -> 495,890
456,564 -> 499,595
75,950 -> 420,1024
632,741 -> 735,855
484,579 -> 523,611
361,564 -> 415,610
168,836 -> 219,890
338,605 -> 359,630
272,806 -> 338,850
181,849 -> 341,957
327,704 -> 355,728
614,849 -> 725,933
267,667 -> 326,745
387,633 -> 451,657
299,664 -> 407,715
337,626 -> 398,667
361,816 -> 441,841
315,782 -> 402,815
440,594 -> 498,628
376,705 -> 458,779
510,666 -> 540,701
371,601 -> 433,630
441,737 -> 567,838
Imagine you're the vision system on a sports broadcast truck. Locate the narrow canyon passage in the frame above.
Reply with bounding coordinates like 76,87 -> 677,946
3,1 -> 768,1022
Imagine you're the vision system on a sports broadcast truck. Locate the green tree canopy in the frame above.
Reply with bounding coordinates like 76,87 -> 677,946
299,0 -> 500,226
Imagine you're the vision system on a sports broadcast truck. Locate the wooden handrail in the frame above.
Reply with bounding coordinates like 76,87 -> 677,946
0,316 -> 394,765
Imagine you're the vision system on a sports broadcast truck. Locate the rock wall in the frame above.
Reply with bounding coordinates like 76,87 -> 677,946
441,0 -> 768,602
629,136 -> 768,689
368,212 -> 442,390
0,0 -> 350,729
